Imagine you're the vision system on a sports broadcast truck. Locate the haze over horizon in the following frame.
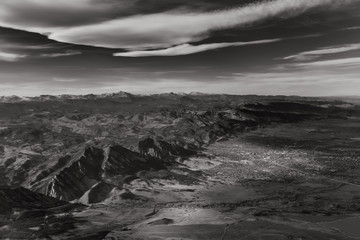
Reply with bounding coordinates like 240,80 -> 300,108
2,91 -> 360,99
0,0 -> 359,96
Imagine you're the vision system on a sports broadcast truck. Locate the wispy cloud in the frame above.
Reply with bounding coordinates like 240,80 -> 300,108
291,57 -> 360,68
114,39 -> 281,57
0,50 -> 26,62
213,68 -> 360,96
40,50 -> 82,58
0,40 -> 68,50
0,0 -> 348,49
51,0 -> 350,49
284,43 -> 360,61
342,26 -> 360,31
52,77 -> 79,82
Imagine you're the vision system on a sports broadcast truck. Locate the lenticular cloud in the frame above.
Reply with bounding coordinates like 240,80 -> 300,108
0,0 -> 354,49
113,39 -> 281,57
48,0 -> 350,49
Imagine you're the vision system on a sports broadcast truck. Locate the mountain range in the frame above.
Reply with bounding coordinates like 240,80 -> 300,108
0,92 -> 359,239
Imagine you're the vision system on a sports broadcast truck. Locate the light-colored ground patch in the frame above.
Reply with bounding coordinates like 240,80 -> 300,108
181,157 -> 222,171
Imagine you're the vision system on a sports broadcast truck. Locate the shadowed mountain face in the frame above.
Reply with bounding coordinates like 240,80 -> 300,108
32,146 -> 105,201
0,93 -> 359,239
29,145 -> 166,201
0,187 -> 67,214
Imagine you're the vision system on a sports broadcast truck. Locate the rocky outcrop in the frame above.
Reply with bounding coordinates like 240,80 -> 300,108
138,138 -> 195,160
32,156 -> 71,184
78,181 -> 114,204
32,146 -> 104,201
103,145 -> 164,178
31,145 -> 166,201
103,188 -> 147,204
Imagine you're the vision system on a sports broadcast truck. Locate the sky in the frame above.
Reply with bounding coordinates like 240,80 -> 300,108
0,0 -> 359,96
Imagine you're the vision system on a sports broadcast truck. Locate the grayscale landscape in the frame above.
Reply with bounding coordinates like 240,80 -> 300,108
0,0 -> 359,239
0,93 -> 360,239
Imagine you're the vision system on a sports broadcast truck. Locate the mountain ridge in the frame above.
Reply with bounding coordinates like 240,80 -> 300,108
0,91 -> 340,103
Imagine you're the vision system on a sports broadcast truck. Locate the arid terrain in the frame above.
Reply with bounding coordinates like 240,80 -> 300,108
0,93 -> 360,240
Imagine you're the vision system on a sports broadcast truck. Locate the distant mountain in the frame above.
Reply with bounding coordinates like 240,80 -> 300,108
1,92 -> 359,104
0,91 -> 135,103
0,91 -> 218,103
0,95 -> 30,103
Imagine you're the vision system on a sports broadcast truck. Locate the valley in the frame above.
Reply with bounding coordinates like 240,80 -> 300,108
0,93 -> 359,239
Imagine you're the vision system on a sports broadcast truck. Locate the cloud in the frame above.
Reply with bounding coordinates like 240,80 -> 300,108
292,57 -> 360,68
213,65 -> 360,96
284,43 -> 360,61
52,77 -> 79,82
342,26 -> 360,30
0,50 -> 26,62
0,40 -> 81,59
114,39 -> 281,57
0,40 -> 67,50
0,36 -> 82,59
0,0 -> 351,49
50,0 -> 350,49
0,0 -> 120,29
40,50 -> 82,58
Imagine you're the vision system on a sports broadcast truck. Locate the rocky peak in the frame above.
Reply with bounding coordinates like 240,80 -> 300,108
138,137 -> 195,160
